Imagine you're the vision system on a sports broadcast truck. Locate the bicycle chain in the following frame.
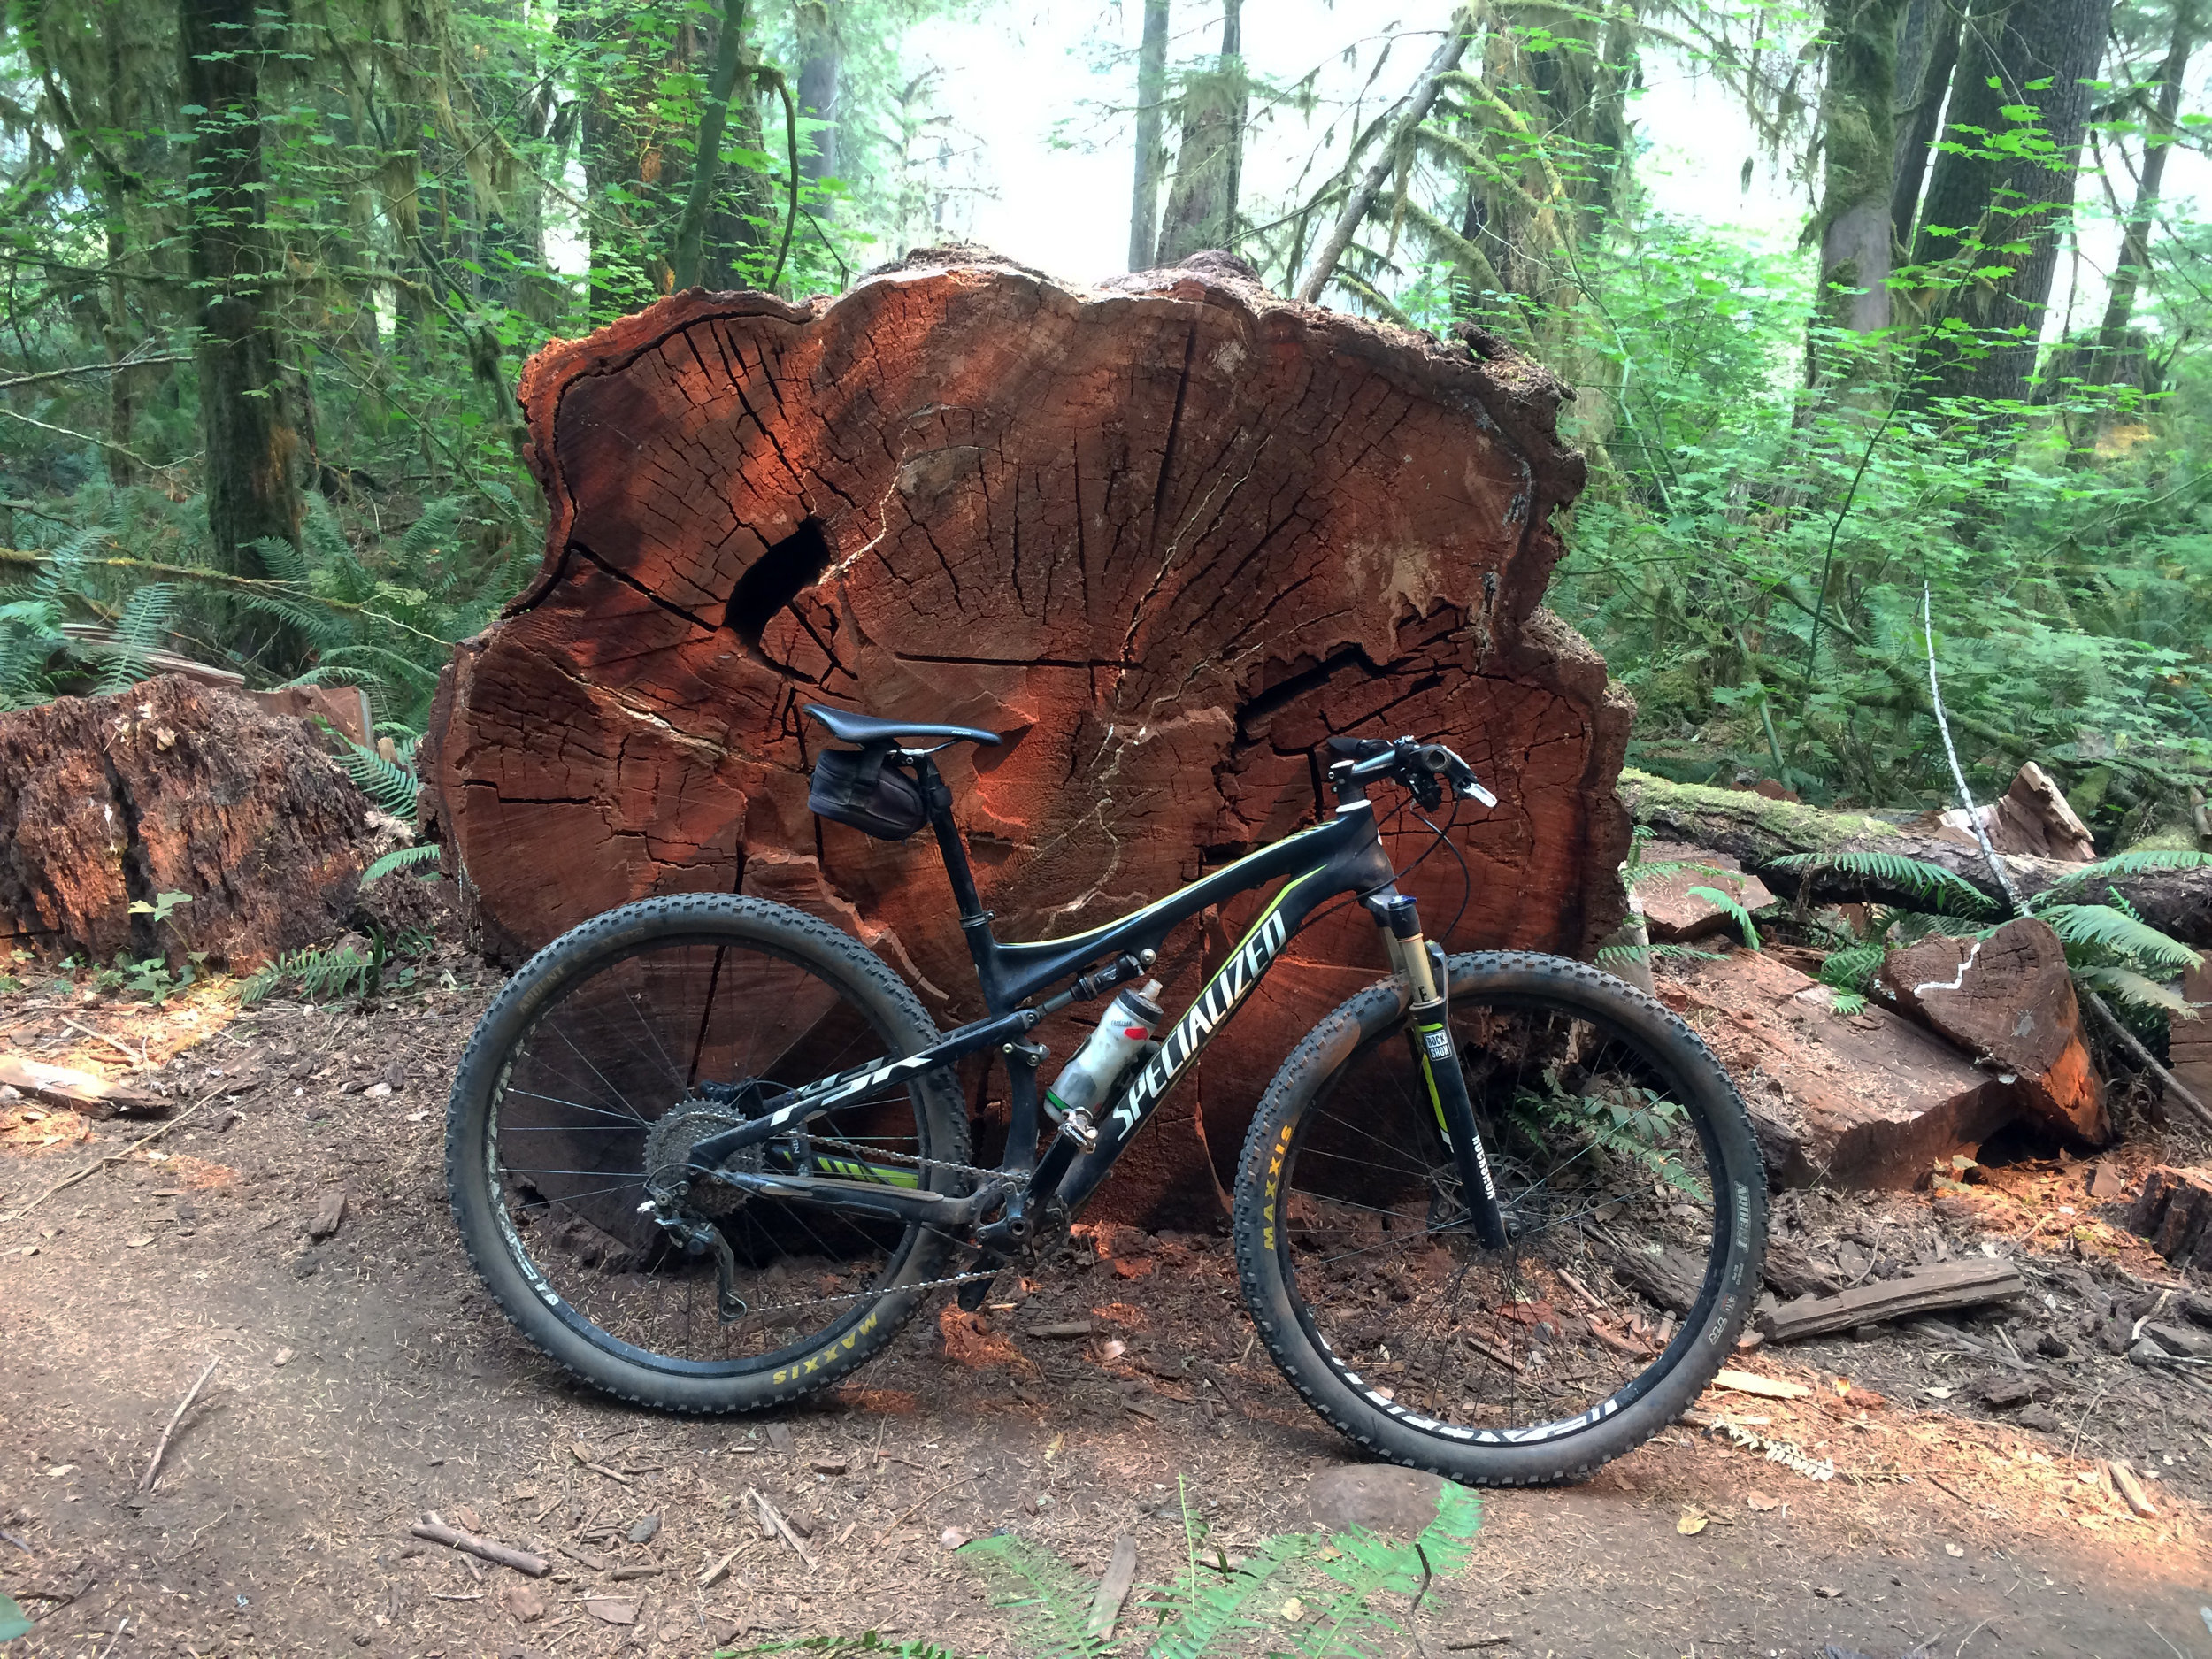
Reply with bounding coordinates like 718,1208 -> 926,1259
685,1125 -> 1013,1317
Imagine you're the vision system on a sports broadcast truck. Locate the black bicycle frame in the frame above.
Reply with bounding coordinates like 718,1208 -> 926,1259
683,750 -> 1405,1221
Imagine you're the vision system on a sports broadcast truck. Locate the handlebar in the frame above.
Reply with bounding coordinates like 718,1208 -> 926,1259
1325,735 -> 1497,809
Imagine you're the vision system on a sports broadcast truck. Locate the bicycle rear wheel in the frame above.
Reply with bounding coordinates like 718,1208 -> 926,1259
1233,950 -> 1764,1485
446,894 -> 969,1412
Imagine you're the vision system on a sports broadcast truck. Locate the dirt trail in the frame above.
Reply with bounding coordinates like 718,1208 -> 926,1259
2,975 -> 2209,1659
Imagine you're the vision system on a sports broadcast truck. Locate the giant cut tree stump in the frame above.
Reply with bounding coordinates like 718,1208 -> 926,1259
426,250 -> 1632,1224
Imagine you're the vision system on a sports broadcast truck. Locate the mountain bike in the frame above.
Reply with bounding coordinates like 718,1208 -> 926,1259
446,703 -> 1767,1485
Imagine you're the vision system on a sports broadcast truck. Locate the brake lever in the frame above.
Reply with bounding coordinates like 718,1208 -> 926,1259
1455,775 -> 1498,809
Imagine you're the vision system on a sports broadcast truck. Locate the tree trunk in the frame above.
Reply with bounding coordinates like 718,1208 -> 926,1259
1809,0 -> 1912,362
672,0 -> 752,291
425,253 -> 1631,1225
1911,0 -> 2112,408
180,0 -> 307,672
1618,768 -> 2212,942
1153,0 -> 1244,265
1297,13 -> 1475,304
1129,0 -> 1171,271
795,0 -> 841,195
1888,0 -> 1962,257
2090,3 -> 2198,385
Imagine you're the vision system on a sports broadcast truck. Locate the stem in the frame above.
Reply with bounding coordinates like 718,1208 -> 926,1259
2081,986 -> 2212,1137
1922,581 -> 2020,914
1295,12 -> 1475,304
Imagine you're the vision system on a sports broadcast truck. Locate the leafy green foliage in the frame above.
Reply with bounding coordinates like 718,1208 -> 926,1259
930,1478 -> 1481,1659
1770,851 -> 1999,918
1510,1079 -> 1709,1202
954,1533 -> 1117,1659
1685,885 -> 1761,949
364,844 -> 441,882
239,944 -> 378,1007
339,737 -> 422,819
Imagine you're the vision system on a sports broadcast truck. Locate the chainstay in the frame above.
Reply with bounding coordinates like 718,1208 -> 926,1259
704,1132 -> 1010,1316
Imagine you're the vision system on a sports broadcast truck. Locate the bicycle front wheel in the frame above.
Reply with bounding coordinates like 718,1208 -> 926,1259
1233,950 -> 1765,1486
446,894 -> 970,1413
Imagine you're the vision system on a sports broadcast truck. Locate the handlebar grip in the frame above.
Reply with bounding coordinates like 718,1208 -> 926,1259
1414,744 -> 1455,772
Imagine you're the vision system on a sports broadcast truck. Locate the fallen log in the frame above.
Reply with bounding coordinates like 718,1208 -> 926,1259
1619,769 -> 2212,943
1656,948 -> 2016,1187
0,675 -> 381,969
1755,1256 -> 2025,1342
426,250 -> 1632,1223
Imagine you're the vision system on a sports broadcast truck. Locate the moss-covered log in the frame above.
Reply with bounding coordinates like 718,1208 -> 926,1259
1619,769 -> 2212,942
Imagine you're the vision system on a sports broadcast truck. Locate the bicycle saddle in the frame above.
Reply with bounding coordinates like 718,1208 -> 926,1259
802,703 -> 1002,747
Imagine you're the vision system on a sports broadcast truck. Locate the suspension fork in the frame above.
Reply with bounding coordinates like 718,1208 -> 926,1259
1375,896 -> 1509,1251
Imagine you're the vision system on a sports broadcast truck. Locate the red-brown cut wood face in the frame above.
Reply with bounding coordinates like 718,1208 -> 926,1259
426,251 -> 1632,1223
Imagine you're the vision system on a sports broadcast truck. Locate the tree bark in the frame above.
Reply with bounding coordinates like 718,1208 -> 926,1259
1297,12 -> 1475,304
2090,3 -> 2198,384
1910,0 -> 2113,407
1153,0 -> 1244,265
1887,0 -> 1962,257
426,252 -> 1630,1225
1809,0 -> 1912,355
795,0 -> 841,195
1129,0 -> 1171,271
1619,768 -> 2212,941
0,676 -> 377,970
180,0 -> 307,672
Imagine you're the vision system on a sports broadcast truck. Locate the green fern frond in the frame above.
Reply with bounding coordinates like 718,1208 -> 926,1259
1829,989 -> 1869,1016
1142,1532 -> 1312,1659
364,843 -> 439,882
1686,886 -> 1761,949
401,497 -> 466,565
2075,964 -> 2196,1019
2039,903 -> 2201,973
1597,941 -> 1723,966
2033,848 -> 2212,902
1818,942 -> 1886,992
338,738 -> 420,818
954,1534 -> 1113,1659
244,533 -> 313,587
1770,850 -> 1999,917
94,582 -> 177,694
237,944 -> 376,1006
234,590 -> 352,649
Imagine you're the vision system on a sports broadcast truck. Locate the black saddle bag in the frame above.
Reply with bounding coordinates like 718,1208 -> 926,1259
808,744 -> 928,841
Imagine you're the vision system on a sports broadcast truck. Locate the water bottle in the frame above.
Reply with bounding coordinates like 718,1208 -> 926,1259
1045,980 -> 1164,1121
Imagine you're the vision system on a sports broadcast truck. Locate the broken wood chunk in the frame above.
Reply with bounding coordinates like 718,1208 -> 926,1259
1755,1257 -> 2024,1343
1657,949 -> 2016,1188
1607,1244 -> 1709,1317
1760,1238 -> 1845,1302
0,1055 -> 166,1120
2126,1166 -> 2212,1272
1632,842 -> 1774,943
1882,918 -> 2107,1143
425,251 -> 1631,1226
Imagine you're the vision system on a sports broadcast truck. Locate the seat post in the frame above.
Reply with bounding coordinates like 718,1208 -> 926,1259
912,754 -> 987,922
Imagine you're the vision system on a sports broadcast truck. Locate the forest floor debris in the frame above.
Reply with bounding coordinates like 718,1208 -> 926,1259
1,924 -> 2210,1655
